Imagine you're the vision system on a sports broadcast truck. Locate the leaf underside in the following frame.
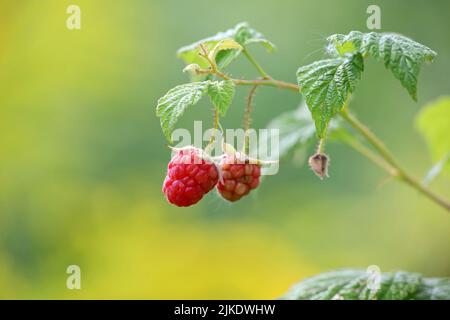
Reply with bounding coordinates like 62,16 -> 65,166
281,269 -> 450,300
297,53 -> 364,138
156,82 -> 209,142
156,80 -> 235,142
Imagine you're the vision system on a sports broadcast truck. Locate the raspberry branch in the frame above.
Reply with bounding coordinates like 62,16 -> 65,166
190,43 -> 450,212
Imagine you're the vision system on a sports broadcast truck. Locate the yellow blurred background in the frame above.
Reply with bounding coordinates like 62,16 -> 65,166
0,0 -> 449,299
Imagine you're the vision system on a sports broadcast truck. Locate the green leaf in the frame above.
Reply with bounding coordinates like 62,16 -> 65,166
416,96 -> 450,177
208,39 -> 243,65
327,31 -> 365,57
156,81 -> 209,142
207,80 -> 235,116
296,53 -> 364,138
281,269 -> 450,300
232,22 -> 275,51
177,22 -> 275,71
414,277 -> 450,300
267,101 -> 341,160
327,31 -> 437,101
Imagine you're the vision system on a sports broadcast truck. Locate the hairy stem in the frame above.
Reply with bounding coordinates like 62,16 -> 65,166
200,59 -> 298,91
209,108 -> 219,144
244,85 -> 258,131
232,78 -> 299,91
243,85 -> 258,153
214,71 -> 298,91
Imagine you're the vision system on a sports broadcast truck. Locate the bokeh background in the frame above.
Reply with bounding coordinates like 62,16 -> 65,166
0,0 -> 449,299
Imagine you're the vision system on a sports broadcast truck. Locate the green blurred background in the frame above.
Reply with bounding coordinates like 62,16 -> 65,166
0,0 -> 449,299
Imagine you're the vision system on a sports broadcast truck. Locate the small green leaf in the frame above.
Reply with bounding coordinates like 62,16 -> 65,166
297,53 -> 364,138
328,31 -> 436,101
177,40 -> 229,70
327,31 -> 365,57
156,81 -> 209,142
233,22 -> 275,51
207,80 -> 235,116
208,39 -> 243,65
281,269 -> 450,300
216,23 -> 275,69
416,96 -> 450,177
177,22 -> 275,71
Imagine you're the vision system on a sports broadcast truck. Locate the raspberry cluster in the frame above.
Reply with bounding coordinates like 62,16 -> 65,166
162,147 -> 219,207
162,147 -> 262,206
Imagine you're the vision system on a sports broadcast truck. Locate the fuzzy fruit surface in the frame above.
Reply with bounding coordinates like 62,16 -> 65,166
163,147 -> 219,207
217,155 -> 261,202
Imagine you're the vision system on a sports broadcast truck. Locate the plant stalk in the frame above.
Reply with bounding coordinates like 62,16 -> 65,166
243,85 -> 258,153
340,108 -> 450,212
242,49 -> 271,79
317,138 -> 326,154
215,71 -> 298,91
232,78 -> 299,91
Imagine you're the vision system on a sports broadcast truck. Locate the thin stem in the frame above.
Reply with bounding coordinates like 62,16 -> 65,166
317,138 -> 326,154
208,108 -> 220,145
244,85 -> 258,131
233,78 -> 299,91
196,61 -> 299,91
243,85 -> 258,153
205,108 -> 221,156
401,174 -> 450,212
243,49 -> 271,79
199,44 -> 217,72
214,71 -> 298,91
340,108 -> 450,212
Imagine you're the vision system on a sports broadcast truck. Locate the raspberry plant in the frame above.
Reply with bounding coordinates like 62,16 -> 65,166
156,22 -> 450,212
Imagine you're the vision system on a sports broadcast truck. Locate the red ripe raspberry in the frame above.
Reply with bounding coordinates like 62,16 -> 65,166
162,147 -> 219,207
217,154 -> 261,202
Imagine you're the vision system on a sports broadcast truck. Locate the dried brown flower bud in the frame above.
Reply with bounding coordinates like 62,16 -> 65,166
308,153 -> 329,179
